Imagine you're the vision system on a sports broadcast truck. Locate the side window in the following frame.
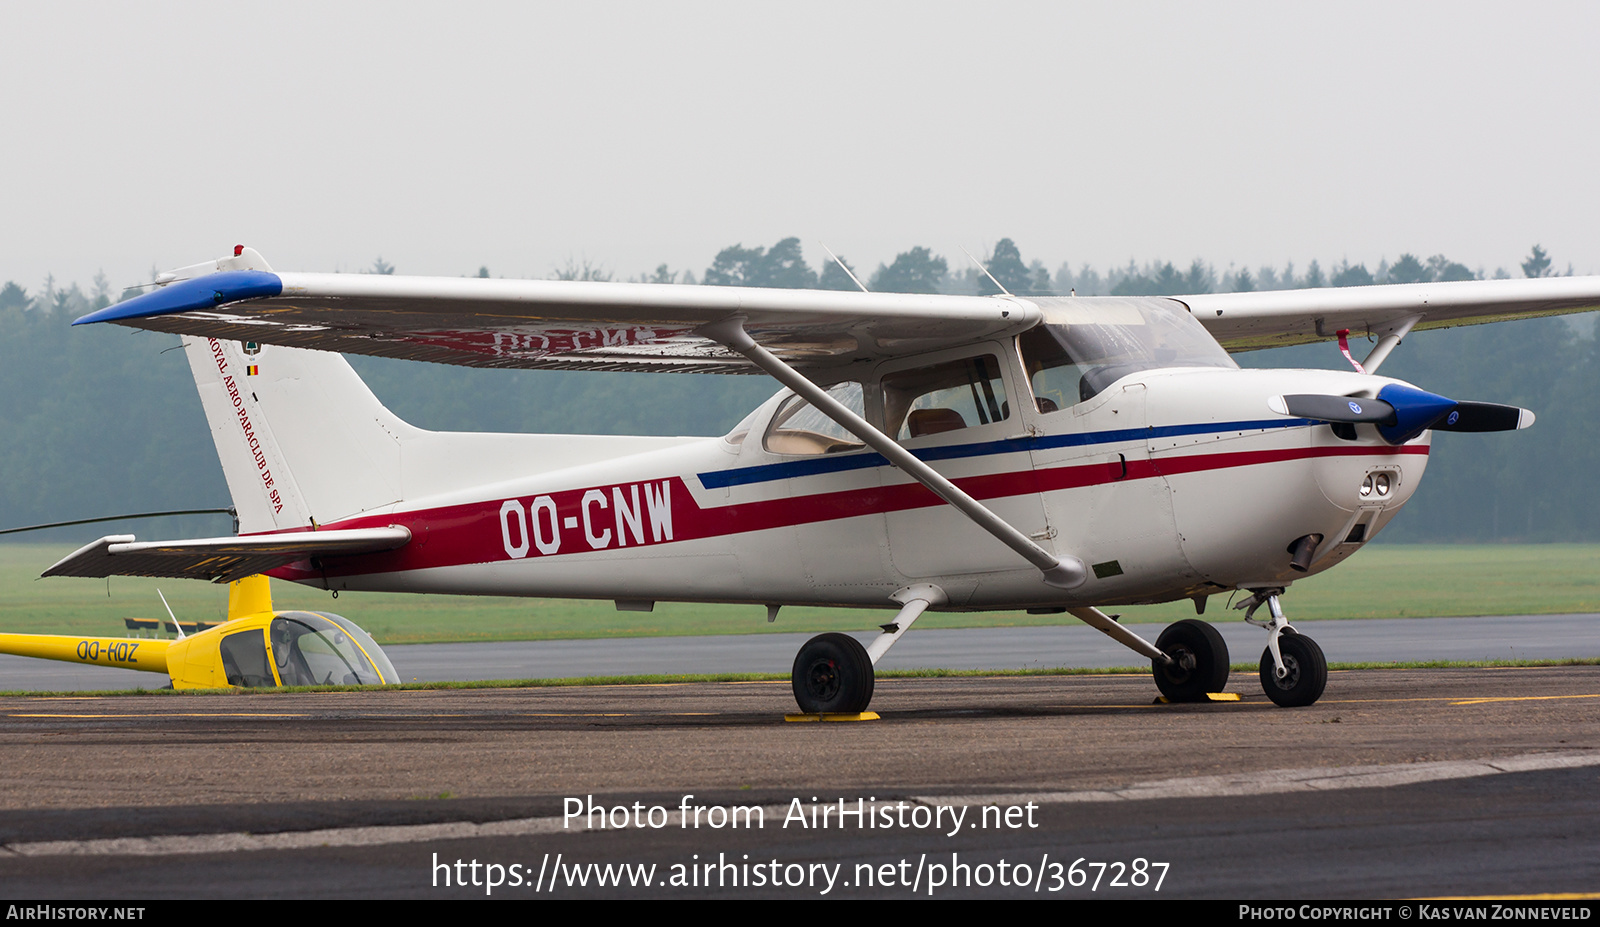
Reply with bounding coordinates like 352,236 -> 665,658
763,381 -> 866,456
219,629 -> 276,688
882,355 -> 1009,441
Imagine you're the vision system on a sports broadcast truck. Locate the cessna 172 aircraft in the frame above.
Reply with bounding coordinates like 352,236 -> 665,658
41,247 -> 1600,712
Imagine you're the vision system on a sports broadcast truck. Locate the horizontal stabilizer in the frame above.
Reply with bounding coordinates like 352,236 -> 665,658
42,528 -> 411,584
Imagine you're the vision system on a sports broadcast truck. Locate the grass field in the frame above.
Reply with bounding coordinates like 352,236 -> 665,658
2,542 -> 1597,645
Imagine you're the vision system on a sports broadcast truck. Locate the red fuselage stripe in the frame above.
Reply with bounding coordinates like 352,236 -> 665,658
267,443 -> 1428,581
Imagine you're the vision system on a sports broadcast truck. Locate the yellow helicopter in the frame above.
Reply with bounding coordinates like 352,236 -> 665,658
0,574 -> 399,689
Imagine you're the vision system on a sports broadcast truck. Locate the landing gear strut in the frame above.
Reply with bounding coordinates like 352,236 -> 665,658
1240,590 -> 1328,707
1259,630 -> 1327,708
789,585 -> 945,715
1152,618 -> 1230,701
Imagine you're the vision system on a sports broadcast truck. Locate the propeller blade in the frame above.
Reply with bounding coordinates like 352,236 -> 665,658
1272,386 -> 1536,444
1431,401 -> 1535,433
1273,394 -> 1396,424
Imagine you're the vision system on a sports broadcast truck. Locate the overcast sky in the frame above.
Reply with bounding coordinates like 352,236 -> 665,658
3,1 -> 1597,292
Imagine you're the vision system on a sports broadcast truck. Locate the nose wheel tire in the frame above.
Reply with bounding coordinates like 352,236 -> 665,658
792,632 -> 875,714
1259,632 -> 1327,707
1152,618 -> 1230,702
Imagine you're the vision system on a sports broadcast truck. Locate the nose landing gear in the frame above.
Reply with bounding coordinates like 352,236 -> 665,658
1238,589 -> 1328,707
1259,630 -> 1327,707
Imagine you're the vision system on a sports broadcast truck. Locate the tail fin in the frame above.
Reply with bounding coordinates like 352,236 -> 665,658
182,335 -> 419,534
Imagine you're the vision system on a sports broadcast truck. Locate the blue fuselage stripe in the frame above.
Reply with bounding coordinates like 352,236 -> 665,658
698,417 -> 1316,488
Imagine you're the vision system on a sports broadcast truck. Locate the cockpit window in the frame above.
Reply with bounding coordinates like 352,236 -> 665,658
763,382 -> 867,456
269,613 -> 396,686
316,612 -> 401,684
1021,297 -> 1236,407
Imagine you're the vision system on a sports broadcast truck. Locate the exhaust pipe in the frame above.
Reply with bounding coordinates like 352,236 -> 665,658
1287,534 -> 1324,572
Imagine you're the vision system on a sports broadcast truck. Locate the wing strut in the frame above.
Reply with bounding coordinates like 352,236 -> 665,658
698,318 -> 1086,589
1360,313 -> 1423,375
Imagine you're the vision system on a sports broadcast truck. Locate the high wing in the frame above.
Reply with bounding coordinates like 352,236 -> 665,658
1180,276 -> 1600,352
43,528 -> 412,584
79,250 -> 1600,368
78,250 -> 1035,375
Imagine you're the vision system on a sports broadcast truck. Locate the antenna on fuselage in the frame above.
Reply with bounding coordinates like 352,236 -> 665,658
818,241 -> 869,293
156,589 -> 185,640
962,246 -> 1014,297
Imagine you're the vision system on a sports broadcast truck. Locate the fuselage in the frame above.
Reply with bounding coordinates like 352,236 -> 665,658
272,342 -> 1428,614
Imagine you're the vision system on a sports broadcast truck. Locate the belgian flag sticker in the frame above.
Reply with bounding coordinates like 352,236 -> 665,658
246,365 -> 259,376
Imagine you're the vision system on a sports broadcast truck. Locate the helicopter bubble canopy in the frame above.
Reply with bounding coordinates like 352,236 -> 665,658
264,611 -> 401,687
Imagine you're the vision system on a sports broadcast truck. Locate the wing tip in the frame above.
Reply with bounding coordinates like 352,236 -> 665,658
73,270 -> 283,326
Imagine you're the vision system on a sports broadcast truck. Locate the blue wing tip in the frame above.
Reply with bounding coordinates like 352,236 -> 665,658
73,270 -> 283,326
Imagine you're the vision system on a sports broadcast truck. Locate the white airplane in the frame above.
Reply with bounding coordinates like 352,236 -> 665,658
43,247 -> 1600,713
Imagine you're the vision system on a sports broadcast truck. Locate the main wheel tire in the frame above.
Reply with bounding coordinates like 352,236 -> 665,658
792,632 -> 874,714
1259,632 -> 1328,707
1152,618 -> 1230,702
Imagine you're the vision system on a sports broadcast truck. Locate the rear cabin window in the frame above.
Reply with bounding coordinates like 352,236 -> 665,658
762,382 -> 867,456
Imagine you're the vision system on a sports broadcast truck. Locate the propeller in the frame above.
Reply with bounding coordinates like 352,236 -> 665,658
1269,384 -> 1534,446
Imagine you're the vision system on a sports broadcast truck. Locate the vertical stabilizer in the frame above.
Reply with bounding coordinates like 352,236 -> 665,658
182,335 -> 419,535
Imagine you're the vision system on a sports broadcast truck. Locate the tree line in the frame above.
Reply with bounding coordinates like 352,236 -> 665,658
613,238 -> 1570,299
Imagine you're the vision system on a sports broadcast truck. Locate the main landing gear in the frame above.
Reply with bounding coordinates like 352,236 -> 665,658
1151,618 -> 1230,702
792,633 -> 874,713
789,584 -> 946,715
1238,589 -> 1328,707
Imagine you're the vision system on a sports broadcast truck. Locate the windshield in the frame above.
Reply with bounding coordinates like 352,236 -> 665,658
1021,297 -> 1235,406
269,612 -> 399,686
